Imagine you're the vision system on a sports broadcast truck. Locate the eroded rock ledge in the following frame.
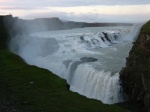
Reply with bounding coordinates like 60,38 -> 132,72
120,21 -> 150,112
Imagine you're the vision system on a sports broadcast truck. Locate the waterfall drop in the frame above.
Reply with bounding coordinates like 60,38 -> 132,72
9,25 -> 141,104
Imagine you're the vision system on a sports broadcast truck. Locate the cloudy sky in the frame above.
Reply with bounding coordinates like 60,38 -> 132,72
0,0 -> 150,23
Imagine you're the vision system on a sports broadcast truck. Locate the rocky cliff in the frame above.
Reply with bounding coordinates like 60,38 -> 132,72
120,21 -> 150,112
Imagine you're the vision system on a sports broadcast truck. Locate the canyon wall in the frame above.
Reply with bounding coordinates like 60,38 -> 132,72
120,21 -> 150,112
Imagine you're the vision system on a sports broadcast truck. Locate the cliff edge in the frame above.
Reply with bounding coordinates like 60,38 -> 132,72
120,21 -> 150,112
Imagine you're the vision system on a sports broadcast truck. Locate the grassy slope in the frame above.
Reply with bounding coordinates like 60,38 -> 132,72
141,20 -> 150,34
0,49 -> 127,112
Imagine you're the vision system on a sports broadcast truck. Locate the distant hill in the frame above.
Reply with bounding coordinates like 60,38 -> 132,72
1,15 -> 133,34
21,17 -> 133,33
0,15 -> 133,48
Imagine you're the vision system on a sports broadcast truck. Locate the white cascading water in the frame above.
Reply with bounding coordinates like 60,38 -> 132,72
9,25 -> 141,104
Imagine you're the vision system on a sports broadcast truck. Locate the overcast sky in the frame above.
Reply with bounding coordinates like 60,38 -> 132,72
0,0 -> 150,23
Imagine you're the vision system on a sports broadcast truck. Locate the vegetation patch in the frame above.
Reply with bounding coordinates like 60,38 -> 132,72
141,20 -> 150,34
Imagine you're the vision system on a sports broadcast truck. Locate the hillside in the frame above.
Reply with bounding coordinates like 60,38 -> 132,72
120,20 -> 150,112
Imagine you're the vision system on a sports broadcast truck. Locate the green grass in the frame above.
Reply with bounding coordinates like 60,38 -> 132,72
0,49 -> 127,112
141,20 -> 150,34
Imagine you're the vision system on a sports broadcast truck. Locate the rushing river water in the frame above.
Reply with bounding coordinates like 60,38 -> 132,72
10,25 -> 140,104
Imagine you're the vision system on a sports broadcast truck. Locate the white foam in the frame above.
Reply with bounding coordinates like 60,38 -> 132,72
70,64 -> 123,104
9,25 -> 141,104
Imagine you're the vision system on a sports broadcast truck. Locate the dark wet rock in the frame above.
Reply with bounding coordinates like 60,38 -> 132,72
80,57 -> 98,62
102,32 -> 112,43
80,36 -> 84,41
66,83 -> 70,90
101,37 -> 105,42
0,15 -> 15,49
114,33 -> 118,39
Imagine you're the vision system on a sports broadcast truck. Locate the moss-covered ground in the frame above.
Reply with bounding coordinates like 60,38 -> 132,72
141,20 -> 150,34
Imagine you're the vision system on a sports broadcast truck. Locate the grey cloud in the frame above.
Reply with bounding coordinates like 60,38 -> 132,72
61,0 -> 150,6
0,11 -> 6,14
23,11 -> 103,22
0,6 -> 42,10
100,14 -> 150,23
23,11 -> 150,23
0,0 -> 150,7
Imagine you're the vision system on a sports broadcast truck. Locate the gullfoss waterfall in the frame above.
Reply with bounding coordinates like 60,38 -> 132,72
9,25 -> 141,104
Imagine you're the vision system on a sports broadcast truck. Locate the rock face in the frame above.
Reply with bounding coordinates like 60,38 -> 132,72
120,21 -> 150,112
0,18 -> 7,48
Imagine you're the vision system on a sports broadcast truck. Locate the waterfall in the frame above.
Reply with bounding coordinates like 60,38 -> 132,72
9,25 -> 141,104
70,64 -> 123,104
